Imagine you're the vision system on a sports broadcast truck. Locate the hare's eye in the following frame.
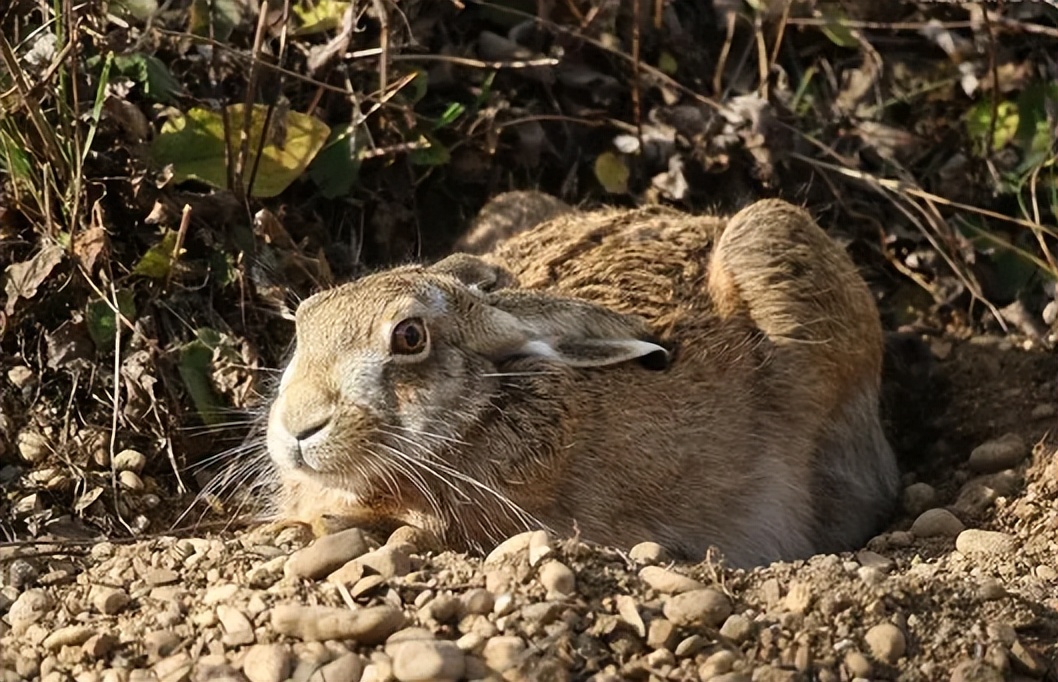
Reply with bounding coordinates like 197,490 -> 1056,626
391,318 -> 428,355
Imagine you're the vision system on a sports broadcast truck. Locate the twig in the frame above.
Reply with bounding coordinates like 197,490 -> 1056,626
165,204 -> 192,292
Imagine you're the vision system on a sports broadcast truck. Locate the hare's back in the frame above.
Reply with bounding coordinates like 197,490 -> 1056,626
488,206 -> 724,335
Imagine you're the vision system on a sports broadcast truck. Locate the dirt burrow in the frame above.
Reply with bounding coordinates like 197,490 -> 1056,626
0,335 -> 1056,682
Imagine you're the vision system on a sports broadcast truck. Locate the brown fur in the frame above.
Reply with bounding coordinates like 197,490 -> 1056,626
265,194 -> 899,567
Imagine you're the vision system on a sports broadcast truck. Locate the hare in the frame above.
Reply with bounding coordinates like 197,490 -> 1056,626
265,193 -> 900,567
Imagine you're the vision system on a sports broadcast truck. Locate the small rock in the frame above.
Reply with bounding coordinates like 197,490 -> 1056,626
351,574 -> 387,598
950,660 -> 1004,682
662,588 -> 732,627
82,633 -> 118,659
7,589 -> 53,631
629,542 -> 669,564
694,647 -> 736,676
638,566 -> 704,594
902,482 -> 937,516
955,529 -> 1017,556
284,528 -> 369,580
112,449 -> 147,474
217,605 -> 255,647
144,630 -> 182,660
910,508 -> 965,538
615,595 -> 645,637
270,604 -> 405,643
43,625 -> 94,650
527,530 -> 552,566
1035,564 -> 1057,581
784,582 -> 812,614
844,650 -> 872,678
707,673 -> 750,682
978,578 -> 1006,601
865,623 -> 906,663
90,586 -> 130,615
719,614 -> 753,643
856,550 -> 894,572
307,653 -> 362,682
152,652 -> 192,681
674,634 -> 706,658
968,433 -> 1028,473
327,560 -> 365,587
482,636 -> 525,674
484,532 -> 533,566
242,644 -> 291,682
858,566 -> 886,585
538,561 -> 575,598
647,618 -> 678,650
202,583 -> 239,605
356,544 -> 412,579
390,639 -> 465,681
118,470 -> 143,491
459,589 -> 494,616
145,568 -> 179,586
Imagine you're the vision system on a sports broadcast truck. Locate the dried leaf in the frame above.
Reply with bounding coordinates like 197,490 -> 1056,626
46,318 -> 95,370
72,227 -> 110,275
4,244 -> 64,316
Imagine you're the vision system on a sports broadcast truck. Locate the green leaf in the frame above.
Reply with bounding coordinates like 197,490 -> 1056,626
965,99 -> 1019,154
85,290 -> 136,348
409,136 -> 451,166
1014,82 -> 1058,173
133,230 -> 180,279
434,102 -> 466,131
111,0 -> 158,21
151,104 -> 331,198
657,51 -> 678,76
293,0 -> 351,35
107,54 -> 182,102
188,0 -> 243,42
308,129 -> 363,198
594,151 -> 629,194
178,330 -> 225,426
819,6 -> 859,49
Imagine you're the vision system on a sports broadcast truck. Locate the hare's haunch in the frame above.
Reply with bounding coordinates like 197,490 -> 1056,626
265,195 -> 900,567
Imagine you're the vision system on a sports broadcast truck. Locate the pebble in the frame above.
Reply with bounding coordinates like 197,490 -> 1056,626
968,433 -> 1028,473
865,623 -> 906,663
977,578 -> 1006,601
7,589 -> 53,631
628,542 -> 669,564
527,530 -> 553,566
638,566 -> 704,594
307,653 -> 363,682
144,630 -> 182,660
482,636 -> 525,674
694,647 -> 736,676
647,618 -> 678,651
662,588 -> 732,627
112,449 -> 147,473
484,532 -> 533,566
615,595 -> 645,637
856,550 -> 894,573
387,526 -> 441,554
910,508 -> 965,538
145,568 -> 179,586
719,614 -> 754,642
270,604 -> 405,643
284,528 -> 369,580
356,544 -> 412,579
460,589 -> 494,616
955,529 -> 1017,556
538,561 -> 575,598
217,605 -> 255,646
784,582 -> 812,614
844,650 -> 872,678
91,586 -> 130,615
950,660 -> 1004,682
83,633 -> 118,660
902,482 -> 937,516
390,639 -> 465,681
42,625 -> 94,650
242,645 -> 291,682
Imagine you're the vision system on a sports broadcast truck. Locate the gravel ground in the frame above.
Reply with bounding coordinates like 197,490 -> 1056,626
1,336 -> 1056,682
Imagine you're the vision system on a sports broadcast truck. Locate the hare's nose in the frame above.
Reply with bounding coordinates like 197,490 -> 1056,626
279,384 -> 335,443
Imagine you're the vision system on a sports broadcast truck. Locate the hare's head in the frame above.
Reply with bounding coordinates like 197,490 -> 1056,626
266,254 -> 668,536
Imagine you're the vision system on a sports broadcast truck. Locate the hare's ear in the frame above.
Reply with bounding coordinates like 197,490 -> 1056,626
430,254 -> 516,292
469,290 -> 670,370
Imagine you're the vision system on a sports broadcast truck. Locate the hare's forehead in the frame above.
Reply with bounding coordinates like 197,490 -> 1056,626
295,277 -> 451,339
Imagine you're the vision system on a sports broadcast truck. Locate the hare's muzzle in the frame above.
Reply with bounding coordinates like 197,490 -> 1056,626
266,377 -> 338,472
